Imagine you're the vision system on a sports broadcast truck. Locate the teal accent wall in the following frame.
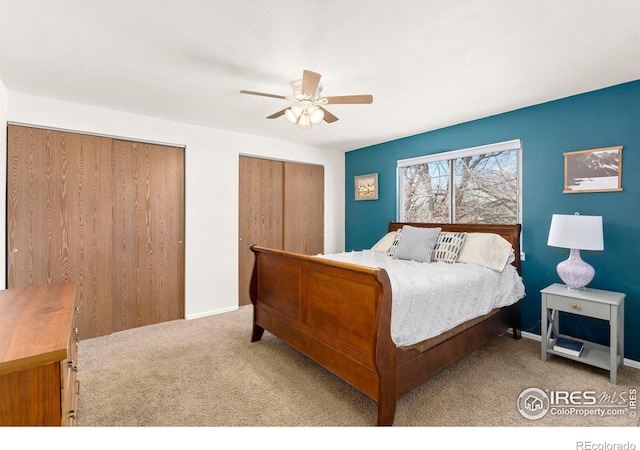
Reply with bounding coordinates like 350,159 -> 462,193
345,80 -> 640,362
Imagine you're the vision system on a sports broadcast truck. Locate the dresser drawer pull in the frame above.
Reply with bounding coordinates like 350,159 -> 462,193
572,303 -> 581,311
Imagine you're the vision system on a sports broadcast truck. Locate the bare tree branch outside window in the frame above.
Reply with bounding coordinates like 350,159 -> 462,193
402,160 -> 449,222
401,149 -> 519,224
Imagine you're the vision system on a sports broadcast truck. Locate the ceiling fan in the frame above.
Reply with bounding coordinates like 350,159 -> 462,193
240,70 -> 373,128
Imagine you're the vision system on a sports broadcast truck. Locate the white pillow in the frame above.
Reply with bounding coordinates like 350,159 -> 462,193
393,226 -> 442,263
432,232 -> 467,264
457,233 -> 514,272
371,231 -> 398,253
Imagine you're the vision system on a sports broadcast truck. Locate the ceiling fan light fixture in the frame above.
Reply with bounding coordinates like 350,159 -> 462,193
285,104 -> 320,128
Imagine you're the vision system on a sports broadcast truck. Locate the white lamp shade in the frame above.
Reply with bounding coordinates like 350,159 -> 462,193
547,214 -> 604,251
297,113 -> 311,128
308,106 -> 324,124
285,106 -> 302,124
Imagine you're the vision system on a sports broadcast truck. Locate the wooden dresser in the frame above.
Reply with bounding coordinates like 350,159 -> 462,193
0,283 -> 79,426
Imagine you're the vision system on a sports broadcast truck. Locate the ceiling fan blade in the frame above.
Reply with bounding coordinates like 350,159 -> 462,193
302,70 -> 321,96
323,94 -> 373,104
240,90 -> 287,100
320,107 -> 339,123
266,109 -> 287,119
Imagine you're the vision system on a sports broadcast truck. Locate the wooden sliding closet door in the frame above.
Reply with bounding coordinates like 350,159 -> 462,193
7,126 -> 114,338
6,125 -> 185,339
238,156 -> 324,307
283,161 -> 324,255
238,156 -> 284,306
111,139 -> 185,331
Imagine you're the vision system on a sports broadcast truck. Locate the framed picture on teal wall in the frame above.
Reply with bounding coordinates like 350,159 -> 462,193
563,146 -> 623,193
355,173 -> 378,200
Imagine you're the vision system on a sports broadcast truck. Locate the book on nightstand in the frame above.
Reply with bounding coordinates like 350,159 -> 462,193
553,337 -> 584,357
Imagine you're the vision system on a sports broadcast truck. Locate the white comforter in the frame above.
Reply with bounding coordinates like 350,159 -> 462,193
316,251 -> 525,347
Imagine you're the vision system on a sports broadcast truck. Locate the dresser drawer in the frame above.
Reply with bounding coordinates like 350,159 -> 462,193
60,308 -> 79,425
62,378 -> 79,426
545,294 -> 611,320
62,370 -> 78,426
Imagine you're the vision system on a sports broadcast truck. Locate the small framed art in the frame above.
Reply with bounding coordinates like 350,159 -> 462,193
564,146 -> 623,193
354,173 -> 378,200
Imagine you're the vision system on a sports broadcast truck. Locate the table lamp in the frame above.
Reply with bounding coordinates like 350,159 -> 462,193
547,212 -> 604,290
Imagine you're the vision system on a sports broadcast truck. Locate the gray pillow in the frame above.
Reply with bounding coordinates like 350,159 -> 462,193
393,226 -> 442,262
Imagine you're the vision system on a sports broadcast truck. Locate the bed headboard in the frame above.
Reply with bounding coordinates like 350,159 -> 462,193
388,222 -> 522,274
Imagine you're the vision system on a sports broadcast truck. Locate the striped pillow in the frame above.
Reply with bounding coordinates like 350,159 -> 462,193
393,226 -> 441,262
386,228 -> 403,257
432,232 -> 467,264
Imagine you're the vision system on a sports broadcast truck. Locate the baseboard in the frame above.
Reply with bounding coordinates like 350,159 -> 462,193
517,330 -> 640,370
185,305 -> 239,320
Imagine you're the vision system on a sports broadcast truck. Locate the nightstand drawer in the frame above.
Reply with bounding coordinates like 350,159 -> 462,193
545,294 -> 610,320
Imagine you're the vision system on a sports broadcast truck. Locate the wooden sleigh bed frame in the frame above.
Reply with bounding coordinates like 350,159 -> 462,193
249,222 -> 523,426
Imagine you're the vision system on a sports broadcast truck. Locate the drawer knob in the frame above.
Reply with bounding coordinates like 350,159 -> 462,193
572,303 -> 581,310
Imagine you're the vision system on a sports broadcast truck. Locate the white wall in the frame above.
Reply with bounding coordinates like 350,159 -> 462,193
4,91 -> 345,319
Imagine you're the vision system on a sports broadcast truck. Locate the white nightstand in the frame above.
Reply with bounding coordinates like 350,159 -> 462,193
541,283 -> 625,383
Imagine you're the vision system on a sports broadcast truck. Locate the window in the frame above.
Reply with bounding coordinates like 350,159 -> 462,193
398,139 -> 522,224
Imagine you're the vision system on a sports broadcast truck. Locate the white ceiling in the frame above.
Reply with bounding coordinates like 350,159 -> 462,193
1,1 -> 639,152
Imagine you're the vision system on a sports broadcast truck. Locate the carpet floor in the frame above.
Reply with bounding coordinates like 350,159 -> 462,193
76,305 -> 640,428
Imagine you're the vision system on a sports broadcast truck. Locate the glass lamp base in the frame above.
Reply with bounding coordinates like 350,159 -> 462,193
556,248 -> 595,290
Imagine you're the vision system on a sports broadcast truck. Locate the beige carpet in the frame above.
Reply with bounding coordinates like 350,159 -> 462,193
76,305 -> 640,427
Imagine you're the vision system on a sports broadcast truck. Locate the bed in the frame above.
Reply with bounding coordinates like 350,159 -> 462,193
249,222 -> 524,425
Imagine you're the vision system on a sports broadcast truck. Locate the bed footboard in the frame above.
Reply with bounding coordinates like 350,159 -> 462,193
249,245 -> 396,425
